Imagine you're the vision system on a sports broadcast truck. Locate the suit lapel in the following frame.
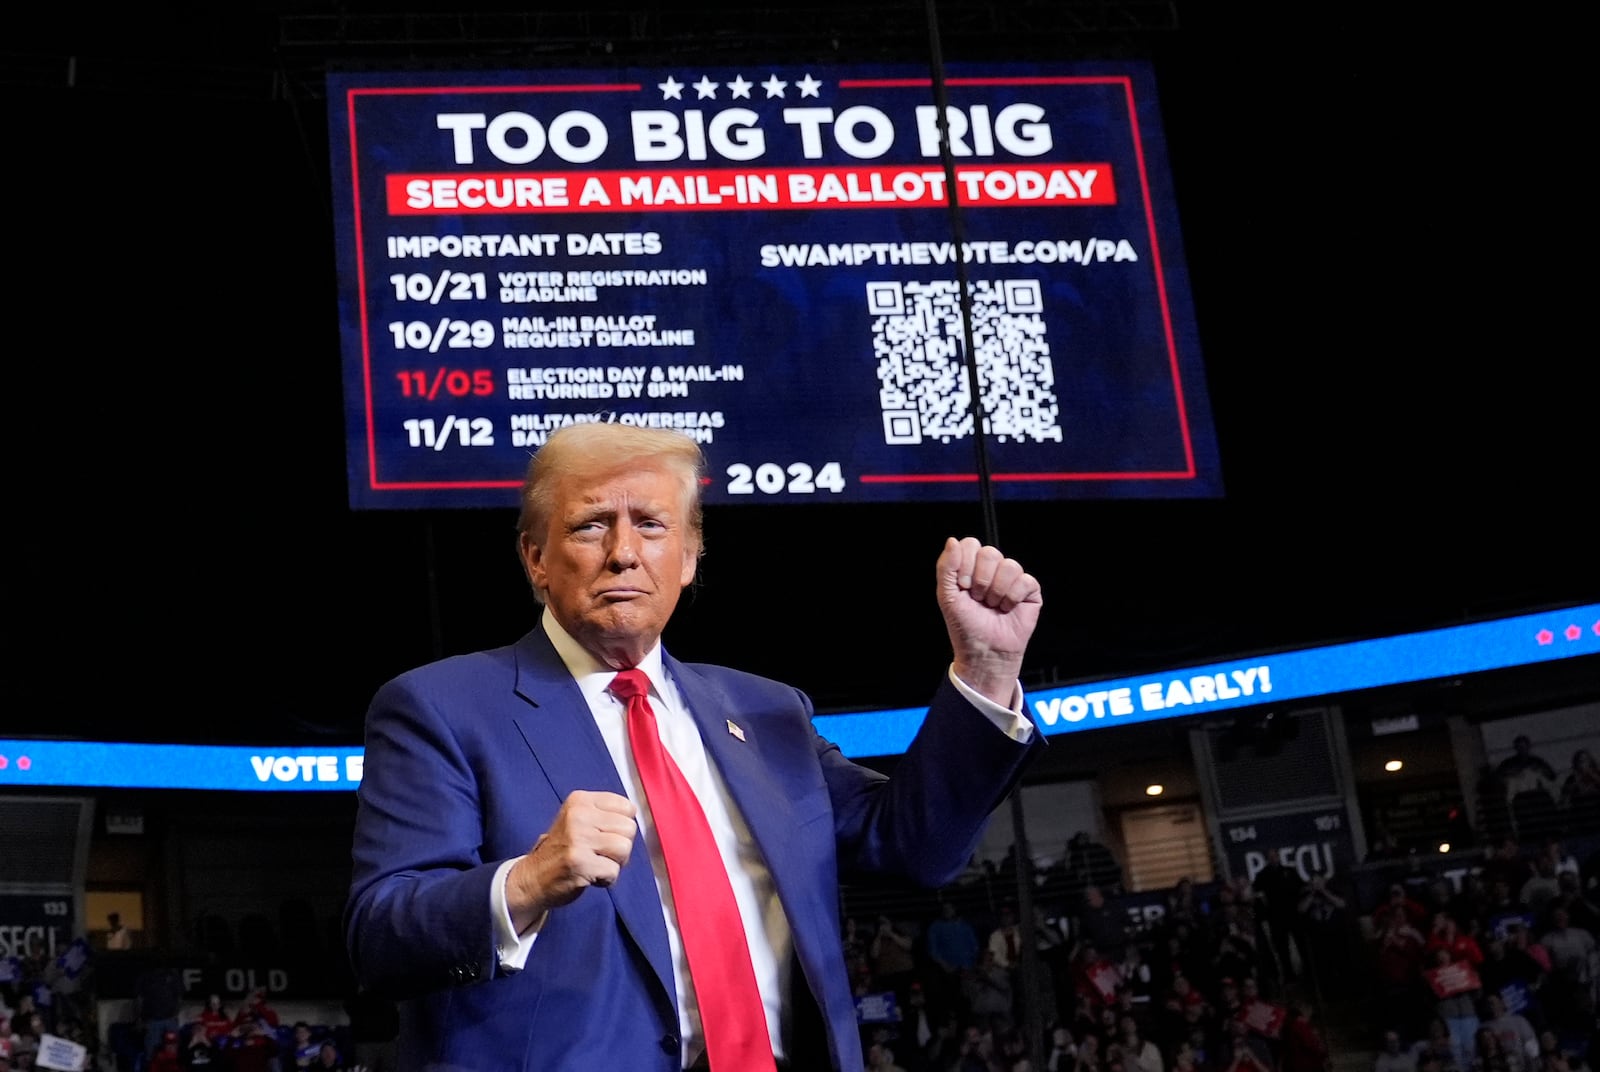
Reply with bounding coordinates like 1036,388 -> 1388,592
665,658 -> 830,935
665,656 -> 790,849
509,628 -> 676,1006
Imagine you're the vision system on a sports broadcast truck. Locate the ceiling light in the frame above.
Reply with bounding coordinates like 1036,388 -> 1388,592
1384,760 -> 1403,772
1145,784 -> 1164,796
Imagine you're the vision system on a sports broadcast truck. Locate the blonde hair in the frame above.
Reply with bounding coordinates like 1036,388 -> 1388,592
516,419 -> 705,553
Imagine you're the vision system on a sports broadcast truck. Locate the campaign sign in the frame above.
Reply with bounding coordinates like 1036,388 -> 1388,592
36,1034 -> 89,1072
856,990 -> 901,1024
1427,961 -> 1482,998
327,62 -> 1220,508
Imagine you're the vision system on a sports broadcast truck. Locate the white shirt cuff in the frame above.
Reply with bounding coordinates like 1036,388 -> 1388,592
491,856 -> 542,971
948,665 -> 1034,743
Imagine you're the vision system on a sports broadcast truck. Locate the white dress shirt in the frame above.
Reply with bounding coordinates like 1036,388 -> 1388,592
492,610 -> 1033,1066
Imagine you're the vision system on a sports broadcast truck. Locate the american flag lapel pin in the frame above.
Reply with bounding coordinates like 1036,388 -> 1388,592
726,719 -> 746,742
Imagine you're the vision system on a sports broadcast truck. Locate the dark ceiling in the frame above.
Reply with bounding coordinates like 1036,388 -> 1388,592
6,2 -> 1592,746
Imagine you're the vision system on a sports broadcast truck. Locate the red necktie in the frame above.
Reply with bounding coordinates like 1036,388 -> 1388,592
610,669 -> 775,1072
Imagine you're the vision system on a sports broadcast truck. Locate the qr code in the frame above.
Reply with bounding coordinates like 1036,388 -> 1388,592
869,279 -> 1062,445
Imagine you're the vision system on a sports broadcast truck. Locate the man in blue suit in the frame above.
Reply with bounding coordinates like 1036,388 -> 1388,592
345,422 -> 1045,1072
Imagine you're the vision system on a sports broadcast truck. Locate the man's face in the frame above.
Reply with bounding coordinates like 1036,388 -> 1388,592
523,460 -> 698,668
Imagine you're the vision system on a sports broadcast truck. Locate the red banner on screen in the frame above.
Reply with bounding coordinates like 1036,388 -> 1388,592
385,163 -> 1116,214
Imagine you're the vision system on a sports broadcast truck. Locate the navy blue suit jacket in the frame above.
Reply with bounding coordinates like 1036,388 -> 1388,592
345,625 -> 1041,1071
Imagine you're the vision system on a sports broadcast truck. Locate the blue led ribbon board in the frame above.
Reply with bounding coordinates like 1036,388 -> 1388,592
2,605 -> 1592,789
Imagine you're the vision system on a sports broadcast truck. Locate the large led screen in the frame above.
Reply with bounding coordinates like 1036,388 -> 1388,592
328,62 -> 1220,508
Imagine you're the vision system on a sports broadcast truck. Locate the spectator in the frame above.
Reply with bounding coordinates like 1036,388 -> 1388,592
1070,939 -> 1123,1014
867,1039 -> 909,1072
989,903 -> 1025,972
1252,860 -> 1307,988
898,984 -> 937,1072
1210,908 -> 1263,993
1452,875 -> 1496,938
1115,942 -> 1153,1008
1521,856 -> 1566,919
1422,878 -> 1462,925
1537,905 -> 1596,1034
183,1022 -> 218,1068
1480,928 -> 1540,997
1045,1025 -> 1078,1072
1078,887 -> 1131,963
956,1022 -> 998,1072
1064,833 -> 1125,898
923,1016 -> 964,1072
1480,927 -> 1549,1031
1377,884 -> 1432,932
197,994 -> 232,1043
232,989 -> 279,1031
1114,1013 -> 1163,1072
1000,1024 -> 1036,1072
217,1018 -> 280,1072
1481,991 -> 1539,1072
927,900 -> 982,1019
1072,1032 -> 1105,1072
1297,875 -> 1353,994
1372,900 -> 1429,1037
1473,1025 -> 1516,1072
1498,737 -> 1561,838
1486,881 -> 1537,948
1483,841 -> 1536,903
1032,904 -> 1074,1023
1506,922 -> 1552,976
843,917 -> 873,990
1153,925 -> 1211,1003
1427,913 -> 1486,970
1409,1017 -> 1465,1072
1523,1030 -> 1587,1072
1280,1000 -> 1330,1072
135,963 -> 184,1063
1375,1029 -> 1419,1072
1559,750 -> 1600,832
1546,871 -> 1600,936
964,948 -> 1015,1032
311,1043 -> 348,1071
105,913 -> 132,951
1216,1016 -> 1273,1072
149,1030 -> 183,1072
1170,1041 -> 1200,1072
6,1019 -> 38,1072
1166,880 -> 1204,934
870,915 -> 918,1013
287,1022 -> 319,1069
1422,945 -> 1482,1072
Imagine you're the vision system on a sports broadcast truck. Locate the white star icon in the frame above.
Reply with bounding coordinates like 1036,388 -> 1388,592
726,75 -> 753,99
762,74 -> 789,98
658,76 -> 684,100
796,74 -> 823,98
693,76 -> 719,99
